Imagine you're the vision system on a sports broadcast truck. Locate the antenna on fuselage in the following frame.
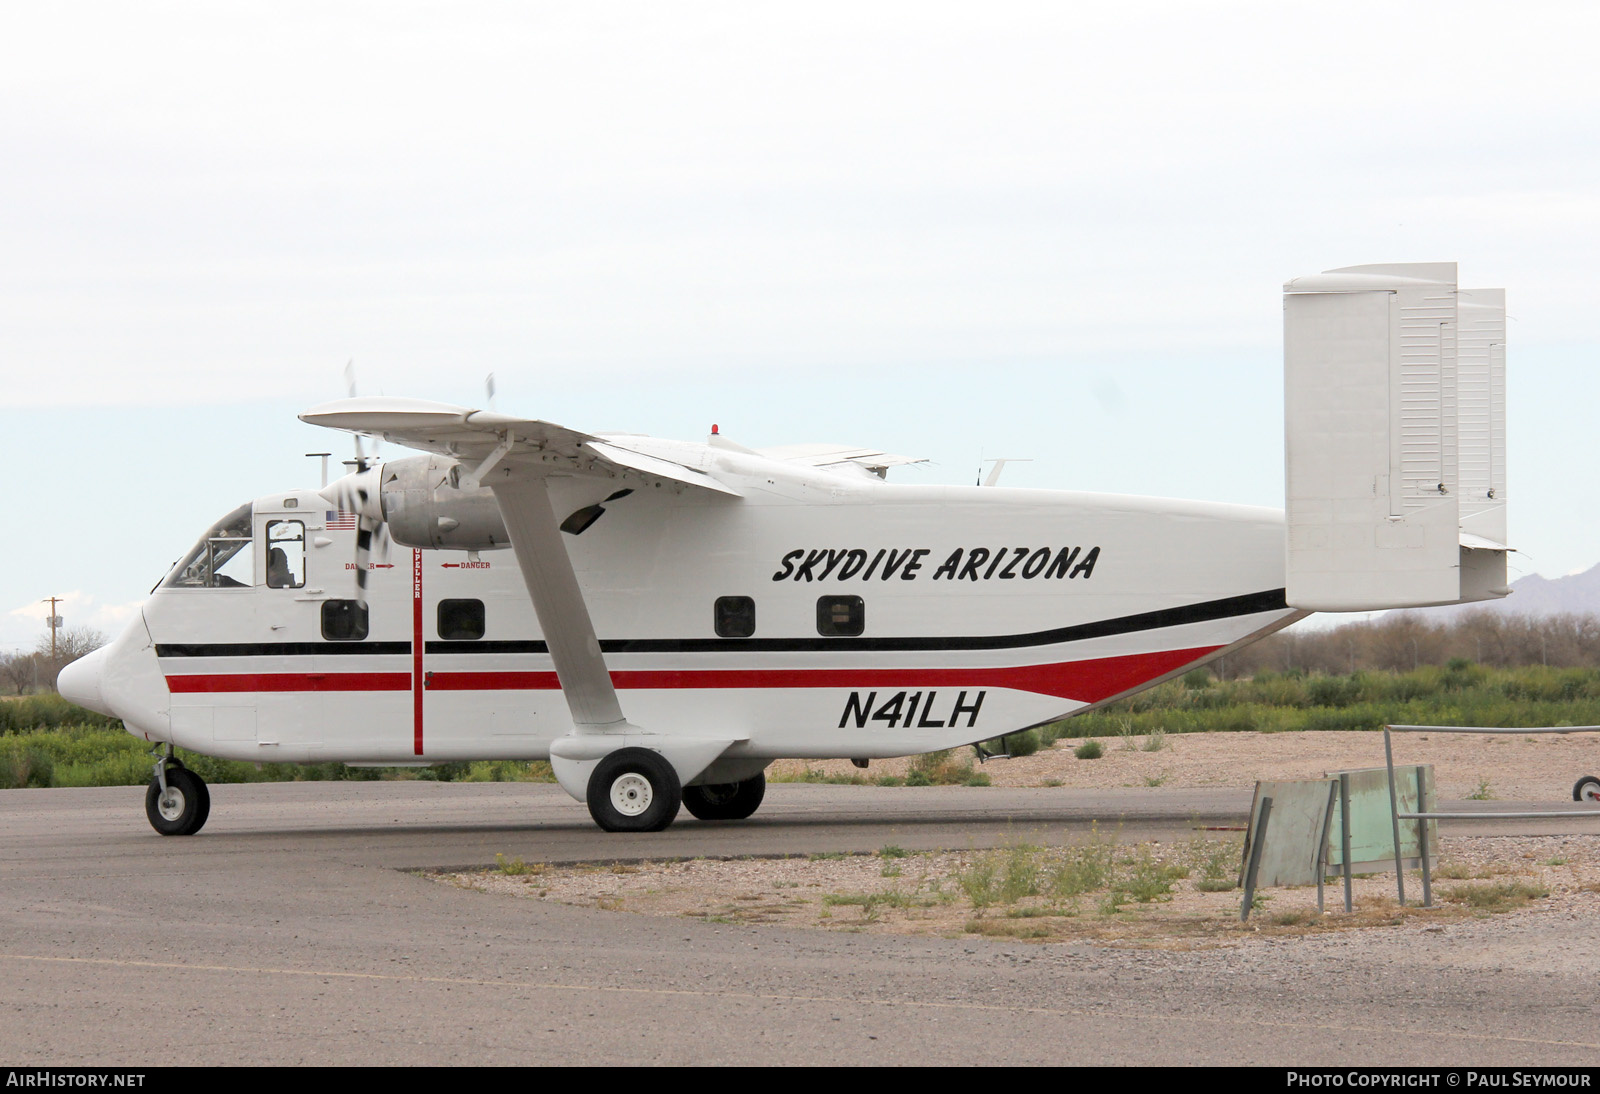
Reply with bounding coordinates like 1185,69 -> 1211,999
306,453 -> 333,488
981,458 -> 1032,487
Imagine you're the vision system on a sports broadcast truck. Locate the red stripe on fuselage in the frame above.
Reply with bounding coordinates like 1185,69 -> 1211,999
162,646 -> 1219,706
166,673 -> 411,693
423,645 -> 1220,705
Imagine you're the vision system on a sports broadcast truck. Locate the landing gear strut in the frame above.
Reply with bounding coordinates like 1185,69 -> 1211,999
145,746 -> 210,836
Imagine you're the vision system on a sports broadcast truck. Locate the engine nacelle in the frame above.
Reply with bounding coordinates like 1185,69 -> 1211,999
377,455 -> 511,551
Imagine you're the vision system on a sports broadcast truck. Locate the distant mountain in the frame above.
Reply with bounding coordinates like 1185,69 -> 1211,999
1399,562 -> 1600,621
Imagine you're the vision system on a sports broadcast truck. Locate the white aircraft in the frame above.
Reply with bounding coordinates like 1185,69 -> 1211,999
61,263 -> 1511,835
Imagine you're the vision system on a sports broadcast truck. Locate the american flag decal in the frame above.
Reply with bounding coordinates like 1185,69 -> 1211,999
327,510 -> 357,531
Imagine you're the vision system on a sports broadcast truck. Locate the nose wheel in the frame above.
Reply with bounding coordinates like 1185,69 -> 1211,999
1574,776 -> 1600,803
146,758 -> 211,836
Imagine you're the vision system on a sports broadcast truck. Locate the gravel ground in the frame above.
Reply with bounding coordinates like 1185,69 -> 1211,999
449,730 -> 1600,948
769,727 -> 1600,801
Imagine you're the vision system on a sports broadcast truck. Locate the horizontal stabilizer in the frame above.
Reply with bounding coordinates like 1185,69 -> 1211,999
758,442 -> 927,479
1284,264 -> 1509,612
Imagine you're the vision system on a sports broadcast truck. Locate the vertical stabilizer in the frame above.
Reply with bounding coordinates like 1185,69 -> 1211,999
1283,263 -> 1509,612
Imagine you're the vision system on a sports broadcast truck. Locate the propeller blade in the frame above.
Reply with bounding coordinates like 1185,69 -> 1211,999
344,360 -> 371,474
353,516 -> 377,608
320,466 -> 385,607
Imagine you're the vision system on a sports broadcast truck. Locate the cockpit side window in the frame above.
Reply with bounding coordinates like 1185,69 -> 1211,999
265,520 -> 306,589
162,503 -> 254,589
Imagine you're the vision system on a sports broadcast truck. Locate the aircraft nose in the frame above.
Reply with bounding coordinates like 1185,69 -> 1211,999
58,646 -> 111,717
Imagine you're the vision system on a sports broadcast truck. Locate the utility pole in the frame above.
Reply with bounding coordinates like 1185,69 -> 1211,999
41,597 -> 63,663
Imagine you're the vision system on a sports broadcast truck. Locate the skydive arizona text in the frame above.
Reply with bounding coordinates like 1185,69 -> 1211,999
772,546 -> 1101,583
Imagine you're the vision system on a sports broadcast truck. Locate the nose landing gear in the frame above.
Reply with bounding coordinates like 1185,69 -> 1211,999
146,746 -> 210,836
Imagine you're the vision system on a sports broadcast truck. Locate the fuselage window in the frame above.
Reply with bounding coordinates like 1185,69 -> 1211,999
265,520 -> 306,589
714,596 -> 756,638
438,599 -> 486,640
322,599 -> 369,641
816,595 -> 864,637
162,503 -> 253,589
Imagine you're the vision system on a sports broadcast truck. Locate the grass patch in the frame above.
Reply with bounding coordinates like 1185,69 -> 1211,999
1440,881 -> 1549,912
1189,836 -> 1242,892
1049,829 -> 1117,899
907,749 -> 980,786
495,853 -> 545,877
770,767 -> 870,786
1432,861 -> 1491,880
1073,739 -> 1104,760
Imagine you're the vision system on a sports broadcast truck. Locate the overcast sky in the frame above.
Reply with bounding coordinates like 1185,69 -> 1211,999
3,1 -> 1597,651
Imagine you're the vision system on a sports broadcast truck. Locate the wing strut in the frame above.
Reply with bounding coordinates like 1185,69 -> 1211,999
488,475 -> 628,731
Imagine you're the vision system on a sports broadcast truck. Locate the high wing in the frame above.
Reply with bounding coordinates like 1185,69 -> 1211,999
300,396 -> 741,496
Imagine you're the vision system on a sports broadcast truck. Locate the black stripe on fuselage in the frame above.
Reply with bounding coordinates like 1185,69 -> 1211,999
155,641 -> 412,658
154,588 -> 1287,658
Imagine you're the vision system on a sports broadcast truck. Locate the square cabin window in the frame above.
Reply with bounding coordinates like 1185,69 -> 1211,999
816,595 -> 864,637
714,596 -> 755,638
321,599 -> 369,641
438,599 -> 486,641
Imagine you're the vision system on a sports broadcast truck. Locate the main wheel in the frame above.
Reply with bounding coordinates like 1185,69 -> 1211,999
1574,775 -> 1600,803
682,773 -> 766,821
145,767 -> 211,836
586,748 -> 682,832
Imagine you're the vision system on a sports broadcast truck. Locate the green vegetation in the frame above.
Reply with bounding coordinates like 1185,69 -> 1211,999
1073,739 -> 1104,760
907,749 -> 989,786
978,728 -> 1041,757
1039,664 -> 1600,741
1439,881 -> 1548,912
0,693 -> 120,734
495,853 -> 545,877
0,714 -> 559,791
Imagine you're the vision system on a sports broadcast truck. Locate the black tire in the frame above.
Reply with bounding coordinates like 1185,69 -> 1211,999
586,748 -> 682,833
145,767 -> 211,836
1574,776 -> 1600,803
683,773 -> 766,821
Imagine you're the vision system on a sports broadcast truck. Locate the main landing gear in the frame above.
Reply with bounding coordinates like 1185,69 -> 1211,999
584,749 -> 769,831
586,748 -> 682,832
683,772 -> 766,821
145,746 -> 210,836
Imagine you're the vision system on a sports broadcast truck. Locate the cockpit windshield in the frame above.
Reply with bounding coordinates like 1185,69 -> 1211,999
162,503 -> 255,588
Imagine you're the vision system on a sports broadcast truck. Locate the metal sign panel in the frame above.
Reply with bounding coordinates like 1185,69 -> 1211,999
1326,765 -> 1436,871
1243,779 -> 1337,888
